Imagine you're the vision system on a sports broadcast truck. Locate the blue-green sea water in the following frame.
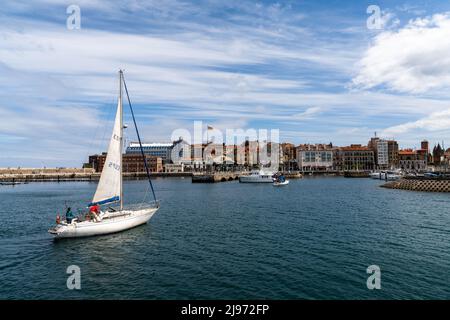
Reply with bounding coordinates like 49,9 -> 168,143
0,177 -> 449,299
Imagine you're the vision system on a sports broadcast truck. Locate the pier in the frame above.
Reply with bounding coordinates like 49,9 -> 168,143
0,168 -> 191,183
0,168 -> 311,184
191,172 -> 240,183
191,171 -> 304,183
343,171 -> 370,178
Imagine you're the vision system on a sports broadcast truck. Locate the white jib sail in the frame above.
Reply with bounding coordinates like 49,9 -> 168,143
91,95 -> 122,206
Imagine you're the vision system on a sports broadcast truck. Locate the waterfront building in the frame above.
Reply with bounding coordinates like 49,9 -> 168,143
296,143 -> 334,171
190,143 -> 206,171
170,138 -> 192,165
367,136 -> 381,166
377,140 -> 389,168
224,144 -> 239,167
336,144 -> 374,171
281,143 -> 298,171
88,153 -> 163,173
126,142 -> 173,163
421,140 -> 429,152
398,149 -> 427,171
259,141 -> 282,170
444,148 -> 450,170
419,140 -> 432,165
387,140 -> 399,167
126,138 -> 192,166
242,140 -> 260,168
432,143 -> 445,166
368,135 -> 398,169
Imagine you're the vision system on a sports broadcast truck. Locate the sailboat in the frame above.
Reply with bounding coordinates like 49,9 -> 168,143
48,70 -> 160,239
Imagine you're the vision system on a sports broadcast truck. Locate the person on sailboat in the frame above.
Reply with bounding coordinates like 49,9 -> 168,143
66,207 -> 74,224
89,203 -> 100,215
88,203 -> 101,221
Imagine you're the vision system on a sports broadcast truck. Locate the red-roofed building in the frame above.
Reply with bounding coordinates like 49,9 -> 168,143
336,144 -> 374,171
398,149 -> 427,171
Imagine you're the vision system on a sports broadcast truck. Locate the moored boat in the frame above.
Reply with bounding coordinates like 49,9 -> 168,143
370,170 -> 402,180
239,169 -> 274,183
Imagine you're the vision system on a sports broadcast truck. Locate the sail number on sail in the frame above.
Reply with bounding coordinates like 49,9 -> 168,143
108,162 -> 120,171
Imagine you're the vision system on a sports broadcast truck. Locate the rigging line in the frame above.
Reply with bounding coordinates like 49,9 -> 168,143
121,72 -> 158,204
140,182 -> 151,209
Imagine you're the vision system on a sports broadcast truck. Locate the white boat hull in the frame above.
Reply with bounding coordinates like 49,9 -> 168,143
370,172 -> 402,181
239,174 -> 274,183
239,176 -> 273,183
273,180 -> 289,186
49,207 -> 158,239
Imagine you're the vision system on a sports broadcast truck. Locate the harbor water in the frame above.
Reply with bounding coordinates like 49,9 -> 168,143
0,177 -> 449,299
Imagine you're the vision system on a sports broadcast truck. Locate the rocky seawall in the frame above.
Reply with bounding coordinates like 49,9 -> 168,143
381,177 -> 450,192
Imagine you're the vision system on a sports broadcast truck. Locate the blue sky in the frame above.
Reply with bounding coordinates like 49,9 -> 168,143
1,0 -> 450,167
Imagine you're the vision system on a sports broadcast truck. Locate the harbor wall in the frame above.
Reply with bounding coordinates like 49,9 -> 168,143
0,169 -> 306,183
0,168 -> 95,175
381,178 -> 450,192
0,171 -> 191,182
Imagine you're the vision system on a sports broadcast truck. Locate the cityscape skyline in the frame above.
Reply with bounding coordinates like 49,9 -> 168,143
1,0 -> 450,167
84,135 -> 449,174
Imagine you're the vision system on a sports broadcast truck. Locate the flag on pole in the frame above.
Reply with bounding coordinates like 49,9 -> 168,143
206,125 -> 213,144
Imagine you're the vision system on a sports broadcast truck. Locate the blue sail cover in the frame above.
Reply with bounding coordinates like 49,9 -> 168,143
88,196 -> 120,207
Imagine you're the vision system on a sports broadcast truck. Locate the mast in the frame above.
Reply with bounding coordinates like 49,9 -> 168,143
119,70 -> 124,211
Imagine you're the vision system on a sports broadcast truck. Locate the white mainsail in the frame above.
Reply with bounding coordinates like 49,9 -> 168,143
91,79 -> 123,206
48,70 -> 160,239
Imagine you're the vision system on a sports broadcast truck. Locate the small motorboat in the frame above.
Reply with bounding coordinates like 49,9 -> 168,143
272,174 -> 289,186
273,180 -> 289,186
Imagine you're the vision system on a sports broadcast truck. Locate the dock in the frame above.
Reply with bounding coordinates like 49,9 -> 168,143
191,171 -> 303,183
192,172 -> 240,183
0,169 -> 191,183
343,171 -> 370,178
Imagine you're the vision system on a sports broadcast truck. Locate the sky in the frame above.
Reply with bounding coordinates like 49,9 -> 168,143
1,0 -> 450,167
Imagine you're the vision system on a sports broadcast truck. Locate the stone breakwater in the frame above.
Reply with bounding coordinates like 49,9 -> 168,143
381,177 -> 450,192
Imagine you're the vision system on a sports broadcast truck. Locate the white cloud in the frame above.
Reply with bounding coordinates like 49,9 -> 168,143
381,109 -> 450,136
353,12 -> 450,93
